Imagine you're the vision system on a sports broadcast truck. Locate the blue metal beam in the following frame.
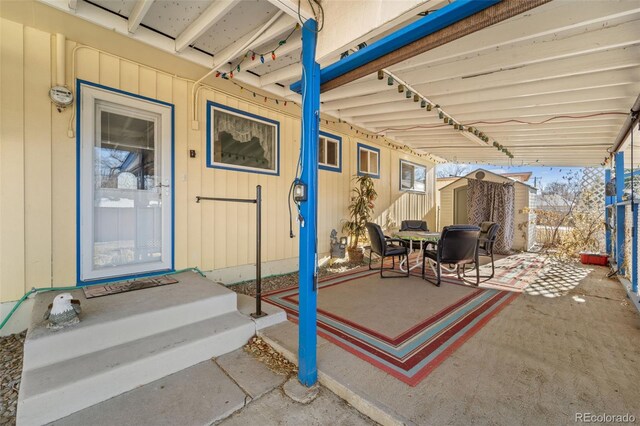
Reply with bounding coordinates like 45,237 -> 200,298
290,0 -> 500,93
297,19 -> 320,387
616,152 -> 625,273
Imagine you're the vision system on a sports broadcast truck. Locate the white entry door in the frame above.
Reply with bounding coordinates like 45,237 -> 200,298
79,82 -> 173,282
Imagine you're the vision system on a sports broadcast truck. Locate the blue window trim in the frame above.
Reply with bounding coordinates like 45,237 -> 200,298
357,143 -> 380,179
399,159 -> 427,193
206,101 -> 280,176
76,79 -> 175,286
318,130 -> 342,173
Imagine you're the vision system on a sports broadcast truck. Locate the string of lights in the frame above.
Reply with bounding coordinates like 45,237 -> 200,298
379,70 -> 514,160
227,79 -> 444,163
214,24 -> 300,79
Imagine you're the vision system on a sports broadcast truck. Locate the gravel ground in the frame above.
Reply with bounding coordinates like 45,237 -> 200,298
244,336 -> 297,376
230,259 -> 367,297
0,332 -> 25,426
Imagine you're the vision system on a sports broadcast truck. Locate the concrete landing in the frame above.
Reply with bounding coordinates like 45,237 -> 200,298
17,272 -> 287,426
50,360 -> 248,426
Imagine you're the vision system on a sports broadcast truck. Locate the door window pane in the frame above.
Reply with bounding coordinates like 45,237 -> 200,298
94,104 -> 162,271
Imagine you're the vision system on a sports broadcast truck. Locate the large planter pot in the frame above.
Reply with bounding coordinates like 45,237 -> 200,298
347,246 -> 364,263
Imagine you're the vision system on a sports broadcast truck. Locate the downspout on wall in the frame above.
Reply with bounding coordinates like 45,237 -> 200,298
56,33 -> 66,87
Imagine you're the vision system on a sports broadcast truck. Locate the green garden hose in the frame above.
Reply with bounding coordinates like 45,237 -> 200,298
0,267 -> 206,332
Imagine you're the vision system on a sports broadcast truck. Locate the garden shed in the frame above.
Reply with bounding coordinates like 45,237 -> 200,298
439,169 -> 537,252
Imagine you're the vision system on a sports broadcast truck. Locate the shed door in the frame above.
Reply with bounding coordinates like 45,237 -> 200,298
454,186 -> 468,224
79,82 -> 173,282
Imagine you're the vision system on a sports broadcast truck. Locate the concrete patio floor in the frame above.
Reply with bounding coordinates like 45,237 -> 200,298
261,262 -> 640,425
52,347 -> 374,426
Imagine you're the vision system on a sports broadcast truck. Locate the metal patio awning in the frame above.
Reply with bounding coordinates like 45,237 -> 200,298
40,0 -> 640,167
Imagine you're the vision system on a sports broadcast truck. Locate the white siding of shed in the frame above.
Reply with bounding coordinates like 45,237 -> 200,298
438,171 -> 536,251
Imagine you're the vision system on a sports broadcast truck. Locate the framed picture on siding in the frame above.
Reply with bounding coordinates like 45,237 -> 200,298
206,101 -> 280,175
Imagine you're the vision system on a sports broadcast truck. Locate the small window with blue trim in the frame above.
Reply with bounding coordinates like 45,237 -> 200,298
319,131 -> 341,172
206,101 -> 280,176
400,160 -> 427,192
357,143 -> 380,178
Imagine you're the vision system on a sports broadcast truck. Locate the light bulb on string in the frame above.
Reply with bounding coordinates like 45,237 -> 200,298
387,76 -> 394,86
260,55 -> 265,63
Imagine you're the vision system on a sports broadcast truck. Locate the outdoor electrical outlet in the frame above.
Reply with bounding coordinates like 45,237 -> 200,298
189,150 -> 196,158
293,183 -> 307,202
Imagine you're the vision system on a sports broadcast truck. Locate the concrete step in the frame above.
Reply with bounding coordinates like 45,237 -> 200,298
18,311 -> 255,426
23,271 -> 238,370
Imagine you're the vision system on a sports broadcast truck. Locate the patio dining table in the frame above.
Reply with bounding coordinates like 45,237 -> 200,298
392,231 -> 441,272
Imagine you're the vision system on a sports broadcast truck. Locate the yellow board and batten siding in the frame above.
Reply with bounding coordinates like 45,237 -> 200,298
0,18 -> 436,303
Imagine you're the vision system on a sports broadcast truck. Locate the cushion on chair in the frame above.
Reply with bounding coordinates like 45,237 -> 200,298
385,246 -> 407,256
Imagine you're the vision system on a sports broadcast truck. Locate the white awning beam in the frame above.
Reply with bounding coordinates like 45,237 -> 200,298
175,0 -> 242,52
128,0 -> 154,34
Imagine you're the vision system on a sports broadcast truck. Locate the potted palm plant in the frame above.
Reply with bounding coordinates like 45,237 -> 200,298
342,175 -> 378,262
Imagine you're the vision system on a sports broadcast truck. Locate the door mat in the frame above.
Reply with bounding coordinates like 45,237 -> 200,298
83,275 -> 179,299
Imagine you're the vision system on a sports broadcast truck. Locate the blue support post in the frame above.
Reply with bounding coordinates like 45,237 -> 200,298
616,151 -> 625,273
297,19 -> 320,387
605,169 -> 612,255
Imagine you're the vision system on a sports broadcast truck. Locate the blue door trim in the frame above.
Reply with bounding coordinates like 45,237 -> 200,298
76,79 -> 175,286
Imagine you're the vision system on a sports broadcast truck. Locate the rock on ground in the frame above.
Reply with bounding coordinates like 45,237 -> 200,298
0,332 -> 25,426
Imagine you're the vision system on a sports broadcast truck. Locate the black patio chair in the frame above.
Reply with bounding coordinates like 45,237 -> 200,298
365,222 -> 410,278
477,221 -> 500,279
421,225 -> 481,287
399,220 -> 429,232
400,220 -> 430,250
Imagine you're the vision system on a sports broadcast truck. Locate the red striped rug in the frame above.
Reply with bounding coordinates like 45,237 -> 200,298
265,266 -> 519,386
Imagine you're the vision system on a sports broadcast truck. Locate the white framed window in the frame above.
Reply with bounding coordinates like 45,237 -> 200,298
319,131 -> 341,172
400,160 -> 427,192
357,143 -> 380,178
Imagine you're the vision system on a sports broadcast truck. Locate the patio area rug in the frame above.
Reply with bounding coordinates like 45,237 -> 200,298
264,268 -> 519,386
